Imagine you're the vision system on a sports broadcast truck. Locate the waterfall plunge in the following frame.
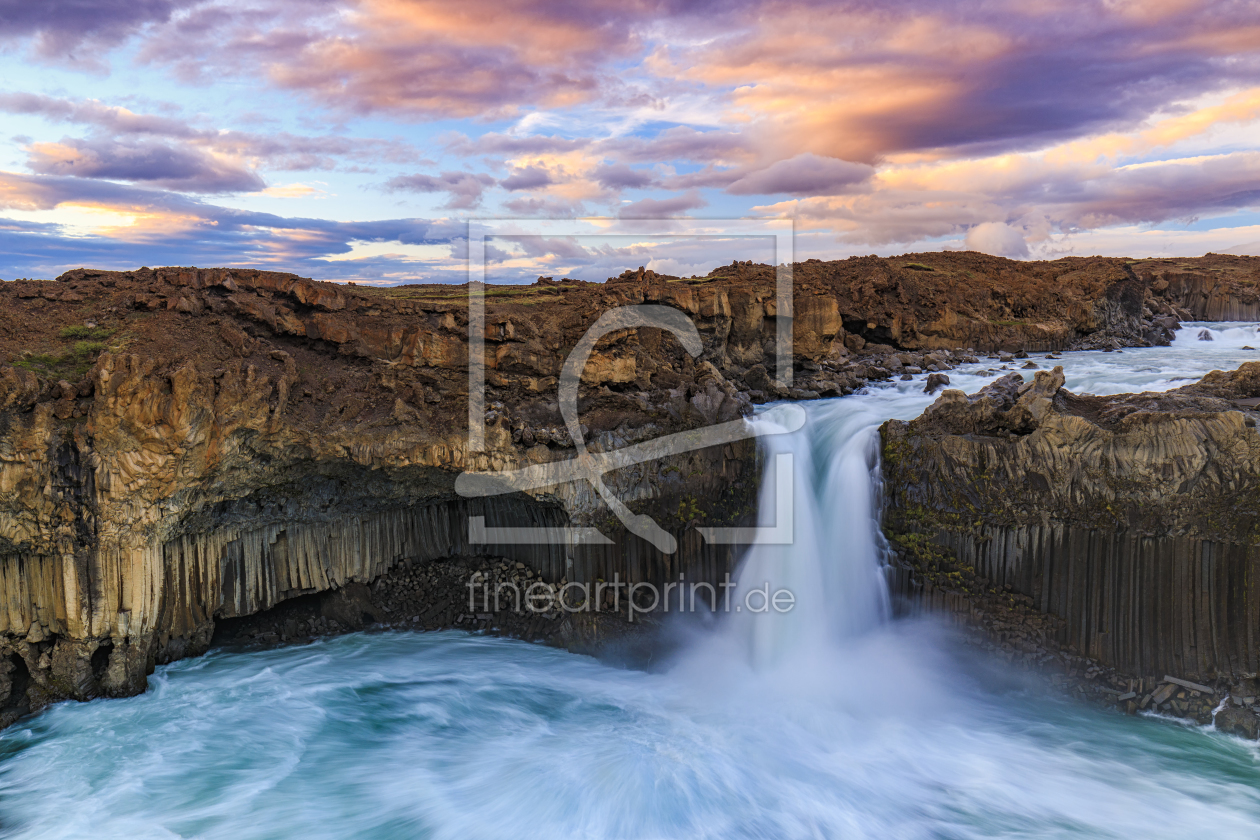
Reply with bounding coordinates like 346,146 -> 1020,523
725,399 -> 893,668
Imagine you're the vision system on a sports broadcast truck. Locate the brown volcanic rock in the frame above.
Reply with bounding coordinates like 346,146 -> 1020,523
0,264 -> 783,716
697,252 -> 1254,352
0,252 -> 1258,721
884,361 -> 1260,543
881,361 -> 1260,683
1136,253 -> 1260,320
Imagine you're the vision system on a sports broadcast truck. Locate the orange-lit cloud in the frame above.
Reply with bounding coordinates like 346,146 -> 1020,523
654,1 -> 1260,163
199,0 -> 660,119
258,182 -> 328,198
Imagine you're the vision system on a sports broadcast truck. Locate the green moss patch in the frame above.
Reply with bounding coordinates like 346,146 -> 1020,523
57,325 -> 116,340
13,327 -> 119,380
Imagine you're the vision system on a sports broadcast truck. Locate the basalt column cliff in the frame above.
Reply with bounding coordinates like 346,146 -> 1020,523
0,253 -> 1257,723
882,363 -> 1260,686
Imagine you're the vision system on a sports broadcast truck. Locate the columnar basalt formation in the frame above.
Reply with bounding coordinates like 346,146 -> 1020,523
0,266 -> 781,721
1137,254 -> 1260,320
1,251 -> 1259,724
881,363 -> 1260,686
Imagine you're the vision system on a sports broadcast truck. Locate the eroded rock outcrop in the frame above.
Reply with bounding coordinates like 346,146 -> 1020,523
881,362 -> 1260,685
713,252 -> 1230,352
1139,253 -> 1260,321
0,266 -> 785,721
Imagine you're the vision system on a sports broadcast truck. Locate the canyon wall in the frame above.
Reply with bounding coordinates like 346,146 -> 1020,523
0,266 -> 780,721
2,251 -> 1259,722
881,363 -> 1260,683
1140,255 -> 1260,320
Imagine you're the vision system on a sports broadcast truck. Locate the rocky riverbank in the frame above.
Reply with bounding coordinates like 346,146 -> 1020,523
882,360 -> 1260,736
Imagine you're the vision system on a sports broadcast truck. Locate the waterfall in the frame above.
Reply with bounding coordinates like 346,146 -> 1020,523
721,318 -> 1260,669
1173,322 -> 1260,348
725,398 -> 893,667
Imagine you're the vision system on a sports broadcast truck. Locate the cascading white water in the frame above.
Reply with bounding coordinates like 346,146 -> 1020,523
725,399 -> 893,667
4,323 -> 1260,839
721,319 -> 1260,671
1175,322 -> 1260,349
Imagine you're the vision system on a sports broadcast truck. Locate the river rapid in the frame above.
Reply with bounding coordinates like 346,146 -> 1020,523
3,323 -> 1260,839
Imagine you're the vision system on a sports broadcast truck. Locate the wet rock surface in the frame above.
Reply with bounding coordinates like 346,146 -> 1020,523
891,545 -> 1242,728
211,556 -> 651,661
1214,706 -> 1260,739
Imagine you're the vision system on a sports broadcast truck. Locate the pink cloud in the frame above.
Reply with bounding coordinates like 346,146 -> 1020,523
0,92 -> 429,173
0,0 -> 196,69
663,0 -> 1260,161
726,153 -> 872,196
25,137 -> 264,193
966,222 -> 1029,257
618,189 -> 707,218
132,0 -> 661,118
500,165 -> 554,191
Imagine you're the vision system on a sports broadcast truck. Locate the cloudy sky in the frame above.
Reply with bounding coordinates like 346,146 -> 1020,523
2,0 -> 1259,283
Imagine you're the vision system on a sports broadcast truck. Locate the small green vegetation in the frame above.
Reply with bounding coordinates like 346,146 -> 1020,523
57,325 -> 116,340
71,340 -> 107,355
903,263 -> 935,272
13,326 -> 119,379
667,275 -> 722,285
15,342 -> 105,378
677,496 -> 703,522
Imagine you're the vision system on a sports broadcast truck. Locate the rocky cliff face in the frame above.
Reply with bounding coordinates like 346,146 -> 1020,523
881,363 -> 1260,686
0,265 -> 791,722
1137,254 -> 1260,320
712,251 -> 1221,352
1,251 -> 1259,724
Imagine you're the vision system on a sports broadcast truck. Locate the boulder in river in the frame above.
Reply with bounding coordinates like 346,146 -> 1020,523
924,373 -> 950,394
1215,707 -> 1260,739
